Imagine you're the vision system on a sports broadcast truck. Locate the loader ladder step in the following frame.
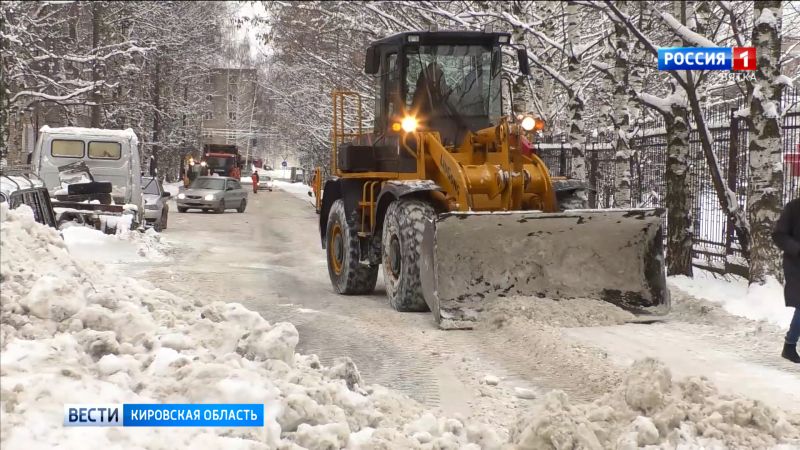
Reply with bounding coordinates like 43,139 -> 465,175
359,181 -> 381,236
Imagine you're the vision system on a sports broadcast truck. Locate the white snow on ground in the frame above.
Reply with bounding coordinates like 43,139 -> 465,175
669,270 -> 793,329
61,225 -> 169,264
2,203 -> 798,449
512,358 -> 799,449
273,180 -> 315,204
0,204 -> 502,449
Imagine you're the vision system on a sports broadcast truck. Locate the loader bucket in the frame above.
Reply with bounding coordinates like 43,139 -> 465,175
419,209 -> 669,329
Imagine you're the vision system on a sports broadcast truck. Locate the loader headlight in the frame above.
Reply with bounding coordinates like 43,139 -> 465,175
204,194 -> 216,201
520,116 -> 536,131
177,193 -> 186,199
520,116 -> 545,132
401,116 -> 418,133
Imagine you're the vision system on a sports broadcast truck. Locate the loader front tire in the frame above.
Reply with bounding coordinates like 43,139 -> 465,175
381,199 -> 433,312
326,199 -> 378,294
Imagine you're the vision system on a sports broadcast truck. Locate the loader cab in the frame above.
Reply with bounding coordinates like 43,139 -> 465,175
366,31 -> 528,148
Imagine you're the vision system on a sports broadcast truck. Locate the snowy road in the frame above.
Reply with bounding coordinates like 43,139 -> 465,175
139,188 -> 800,428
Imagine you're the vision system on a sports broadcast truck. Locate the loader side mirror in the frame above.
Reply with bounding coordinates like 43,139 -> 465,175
517,48 -> 530,75
365,46 -> 379,74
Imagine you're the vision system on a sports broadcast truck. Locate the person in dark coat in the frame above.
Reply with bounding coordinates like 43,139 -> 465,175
773,197 -> 800,363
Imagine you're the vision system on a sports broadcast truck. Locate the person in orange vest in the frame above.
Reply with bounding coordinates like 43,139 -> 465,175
251,170 -> 259,194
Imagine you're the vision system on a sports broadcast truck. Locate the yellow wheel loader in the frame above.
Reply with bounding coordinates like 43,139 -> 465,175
319,31 -> 669,329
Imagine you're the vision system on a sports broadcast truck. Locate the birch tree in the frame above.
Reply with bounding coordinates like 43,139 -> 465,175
746,1 -> 786,284
611,1 -> 632,208
663,1 -> 693,276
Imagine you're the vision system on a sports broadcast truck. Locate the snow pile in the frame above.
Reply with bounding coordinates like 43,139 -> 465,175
669,271 -> 793,329
484,296 -> 635,328
512,358 -> 800,450
0,203 -> 504,449
61,224 -> 169,263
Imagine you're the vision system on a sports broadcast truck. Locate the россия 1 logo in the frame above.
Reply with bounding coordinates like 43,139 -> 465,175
658,47 -> 756,71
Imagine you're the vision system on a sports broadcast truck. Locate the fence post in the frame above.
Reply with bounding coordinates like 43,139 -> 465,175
588,145 -> 598,208
726,108 -> 739,256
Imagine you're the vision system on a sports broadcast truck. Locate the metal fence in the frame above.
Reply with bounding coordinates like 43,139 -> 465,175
536,86 -> 800,275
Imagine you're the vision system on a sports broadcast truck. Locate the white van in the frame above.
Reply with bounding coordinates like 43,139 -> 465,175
31,126 -> 144,227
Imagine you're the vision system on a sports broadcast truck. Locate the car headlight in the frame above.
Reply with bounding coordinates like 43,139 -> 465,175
204,194 -> 216,201
177,193 -> 186,199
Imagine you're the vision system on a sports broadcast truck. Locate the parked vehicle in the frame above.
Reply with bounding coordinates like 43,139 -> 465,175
290,167 -> 306,183
31,126 -> 144,232
258,175 -> 273,191
176,176 -> 247,213
0,169 -> 57,227
142,176 -> 171,231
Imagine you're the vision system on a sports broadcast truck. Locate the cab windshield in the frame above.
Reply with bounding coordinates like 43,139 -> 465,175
404,44 -> 502,125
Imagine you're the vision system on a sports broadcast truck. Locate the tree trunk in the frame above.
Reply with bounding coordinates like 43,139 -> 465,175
510,1 -> 529,116
151,57 -> 161,176
663,0 -> 693,276
90,2 -> 103,128
612,0 -> 631,207
747,0 -> 784,284
566,1 -> 586,181
665,99 -> 693,275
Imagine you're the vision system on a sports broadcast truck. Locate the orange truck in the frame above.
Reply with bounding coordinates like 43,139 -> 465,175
201,144 -> 241,177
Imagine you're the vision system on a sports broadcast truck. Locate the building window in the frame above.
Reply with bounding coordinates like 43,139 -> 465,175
229,111 -> 236,121
228,93 -> 235,102
204,112 -> 213,120
206,94 -> 213,101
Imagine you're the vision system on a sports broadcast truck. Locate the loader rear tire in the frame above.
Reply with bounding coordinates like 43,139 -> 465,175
381,199 -> 433,312
326,199 -> 378,294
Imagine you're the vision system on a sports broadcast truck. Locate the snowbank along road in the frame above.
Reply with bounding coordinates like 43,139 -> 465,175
4,187 -> 799,448
141,189 -> 800,420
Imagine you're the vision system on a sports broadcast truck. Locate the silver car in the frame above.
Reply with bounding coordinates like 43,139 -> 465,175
258,175 -> 273,191
176,176 -> 248,213
142,176 -> 171,231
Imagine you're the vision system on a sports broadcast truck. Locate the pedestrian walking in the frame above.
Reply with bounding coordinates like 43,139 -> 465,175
773,197 -> 800,363
251,170 -> 259,194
